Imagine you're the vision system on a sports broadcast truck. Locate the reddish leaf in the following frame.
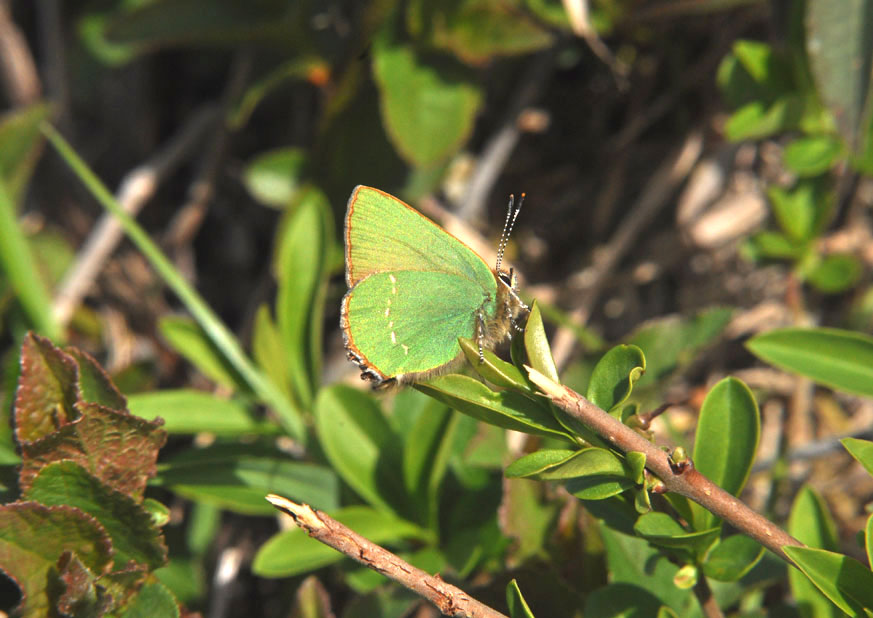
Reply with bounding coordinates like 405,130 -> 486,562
56,551 -> 113,617
19,402 -> 166,498
14,333 -> 79,443
67,347 -> 127,411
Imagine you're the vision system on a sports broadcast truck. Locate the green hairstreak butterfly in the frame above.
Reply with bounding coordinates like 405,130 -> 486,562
340,185 -> 528,387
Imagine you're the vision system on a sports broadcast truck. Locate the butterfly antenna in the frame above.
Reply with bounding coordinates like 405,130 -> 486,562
495,192 -> 524,273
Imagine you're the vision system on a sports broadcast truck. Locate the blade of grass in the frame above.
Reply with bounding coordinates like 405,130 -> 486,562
0,177 -> 62,341
42,123 -> 304,441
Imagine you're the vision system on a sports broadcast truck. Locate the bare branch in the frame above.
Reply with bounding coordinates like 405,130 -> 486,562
525,366 -> 804,563
265,495 -> 509,618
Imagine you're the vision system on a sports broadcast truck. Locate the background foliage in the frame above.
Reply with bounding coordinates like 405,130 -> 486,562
1,0 -> 873,616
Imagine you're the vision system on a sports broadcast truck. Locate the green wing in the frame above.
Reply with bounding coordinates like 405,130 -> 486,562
345,186 -> 494,288
343,270 -> 497,379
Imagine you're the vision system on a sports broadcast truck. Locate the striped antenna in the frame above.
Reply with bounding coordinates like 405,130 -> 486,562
495,193 -> 524,273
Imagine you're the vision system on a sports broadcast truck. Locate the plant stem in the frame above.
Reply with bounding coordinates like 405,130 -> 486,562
526,367 -> 804,563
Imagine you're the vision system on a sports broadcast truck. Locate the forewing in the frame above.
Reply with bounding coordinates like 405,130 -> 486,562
343,271 -> 493,379
345,186 -> 493,287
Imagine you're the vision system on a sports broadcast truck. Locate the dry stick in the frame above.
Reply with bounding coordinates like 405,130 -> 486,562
550,130 -> 703,370
265,495 -> 509,618
694,576 -> 724,618
0,0 -> 41,105
525,366 -> 804,563
52,105 -> 219,328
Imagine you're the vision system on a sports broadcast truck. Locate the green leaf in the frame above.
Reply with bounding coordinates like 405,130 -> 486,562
0,502 -> 113,618
747,327 -> 873,397
251,304 -> 292,399
767,179 -> 831,244
243,147 -> 307,208
414,374 -> 572,441
866,513 -> 873,570
118,580 -> 180,618
155,444 -> 338,515
584,583 -> 669,618
372,33 -> 482,166
0,103 -> 52,203
788,485 -> 841,618
314,386 -> 407,515
460,338 -> 532,391
407,0 -> 553,65
783,135 -> 842,177
159,316 -> 247,391
25,461 -> 167,570
745,230 -> 807,260
275,188 -> 332,410
702,535 -> 765,581
806,0 -> 873,153
689,377 -> 760,531
805,253 -> 862,294
842,438 -> 873,477
634,512 -> 720,555
586,344 -> 646,416
523,301 -> 560,383
506,579 -> 536,618
128,389 -> 276,435
504,448 -> 578,478
402,405 -> 457,528
253,506 -> 428,577
500,477 -> 558,563
724,94 -> 809,141
784,546 -> 873,616
0,179 -> 61,340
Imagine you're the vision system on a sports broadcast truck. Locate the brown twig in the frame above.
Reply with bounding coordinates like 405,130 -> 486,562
693,575 -> 724,618
0,0 -> 41,105
525,366 -> 804,563
265,495 -> 509,618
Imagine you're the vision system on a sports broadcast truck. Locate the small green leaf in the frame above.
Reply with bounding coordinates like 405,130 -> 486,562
314,386 -> 407,515
506,579 -> 536,618
626,451 -> 646,484
586,344 -> 645,416
66,348 -> 127,410
155,444 -> 338,515
783,136 -> 842,177
159,316 -> 247,391
788,486 -> 842,618
767,181 -> 828,244
784,546 -> 873,616
564,450 -> 636,500
415,374 -> 572,441
634,512 -> 720,554
702,534 -> 765,581
745,230 -> 807,260
842,438 -> 873,477
402,405 -> 457,528
584,583 -> 669,618
689,377 -> 759,532
118,580 -> 180,618
805,253 -> 862,294
128,389 -> 275,435
253,506 -> 428,577
460,338 -> 532,391
373,33 -> 482,166
252,304 -> 291,399
523,301 -> 559,383
747,327 -> 873,397
866,513 -> 873,570
275,188 -> 333,410
505,449 -> 578,478
243,147 -> 307,208
724,94 -> 808,141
